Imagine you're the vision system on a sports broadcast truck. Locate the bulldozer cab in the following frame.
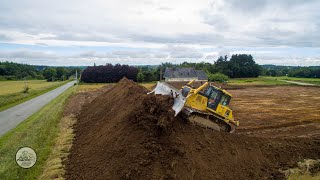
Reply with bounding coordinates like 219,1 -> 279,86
205,86 -> 231,111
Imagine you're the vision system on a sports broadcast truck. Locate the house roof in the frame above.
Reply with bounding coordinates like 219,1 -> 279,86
164,67 -> 197,78
164,67 -> 208,80
195,70 -> 208,80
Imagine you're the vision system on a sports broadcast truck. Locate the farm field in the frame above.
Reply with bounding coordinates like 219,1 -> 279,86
228,76 -> 291,86
61,79 -> 320,179
0,80 -> 63,95
270,76 -> 320,85
229,86 -> 320,137
0,80 -> 68,111
131,76 -> 320,91
77,83 -> 111,92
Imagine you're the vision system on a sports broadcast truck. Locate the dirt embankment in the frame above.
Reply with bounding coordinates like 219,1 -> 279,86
65,78 -> 320,180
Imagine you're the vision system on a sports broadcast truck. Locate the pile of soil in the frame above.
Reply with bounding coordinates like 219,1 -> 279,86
65,78 -> 320,179
63,85 -> 113,117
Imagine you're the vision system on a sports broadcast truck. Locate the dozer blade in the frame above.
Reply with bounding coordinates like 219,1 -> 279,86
148,82 -> 186,116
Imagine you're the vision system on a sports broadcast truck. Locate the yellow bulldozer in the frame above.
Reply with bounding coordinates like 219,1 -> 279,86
149,80 -> 239,133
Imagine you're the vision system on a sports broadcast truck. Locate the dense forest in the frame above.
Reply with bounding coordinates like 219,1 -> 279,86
0,61 -> 82,81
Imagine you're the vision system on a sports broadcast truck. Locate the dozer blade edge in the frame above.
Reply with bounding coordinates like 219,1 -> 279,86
148,82 -> 186,116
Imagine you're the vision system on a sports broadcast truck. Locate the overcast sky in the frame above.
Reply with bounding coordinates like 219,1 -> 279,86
0,0 -> 319,66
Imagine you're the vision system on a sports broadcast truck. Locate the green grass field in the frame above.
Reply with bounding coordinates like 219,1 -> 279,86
227,76 -> 320,86
0,85 -> 77,179
228,76 -> 291,86
0,80 -> 68,111
269,76 -> 320,85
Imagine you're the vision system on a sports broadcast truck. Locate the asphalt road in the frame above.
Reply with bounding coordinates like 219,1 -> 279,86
0,81 -> 76,136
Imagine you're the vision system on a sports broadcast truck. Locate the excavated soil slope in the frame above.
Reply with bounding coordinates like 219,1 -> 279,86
65,78 -> 320,180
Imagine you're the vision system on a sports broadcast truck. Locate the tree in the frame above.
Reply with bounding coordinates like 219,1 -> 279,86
137,71 -> 145,82
208,73 -> 229,82
43,68 -> 57,81
56,67 -> 67,80
0,61 -> 43,80
213,54 -> 261,78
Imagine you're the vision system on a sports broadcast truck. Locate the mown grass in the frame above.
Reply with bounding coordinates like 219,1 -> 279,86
0,85 -> 77,179
0,80 -> 69,111
228,76 -> 291,86
270,76 -> 320,85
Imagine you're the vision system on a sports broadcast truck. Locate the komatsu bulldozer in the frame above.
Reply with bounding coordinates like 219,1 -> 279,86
149,80 -> 239,133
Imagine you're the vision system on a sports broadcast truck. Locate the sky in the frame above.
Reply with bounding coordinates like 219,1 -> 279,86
0,0 -> 319,66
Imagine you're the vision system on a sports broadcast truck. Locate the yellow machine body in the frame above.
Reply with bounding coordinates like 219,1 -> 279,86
182,81 -> 239,127
151,80 -> 239,132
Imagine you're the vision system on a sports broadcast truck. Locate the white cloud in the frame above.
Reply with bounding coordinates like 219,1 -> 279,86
0,0 -> 319,65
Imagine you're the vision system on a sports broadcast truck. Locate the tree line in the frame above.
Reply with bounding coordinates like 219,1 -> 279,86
136,54 -> 261,82
260,65 -> 320,78
4,55 -> 318,83
0,61 -> 81,81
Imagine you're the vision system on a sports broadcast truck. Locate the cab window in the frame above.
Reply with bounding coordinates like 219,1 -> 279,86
205,87 -> 213,97
209,91 -> 219,100
220,95 -> 231,106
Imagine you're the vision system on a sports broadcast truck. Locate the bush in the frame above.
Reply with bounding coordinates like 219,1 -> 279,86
208,73 -> 229,83
23,86 -> 30,93
4,75 -> 18,80
0,76 -> 6,81
136,71 -> 145,82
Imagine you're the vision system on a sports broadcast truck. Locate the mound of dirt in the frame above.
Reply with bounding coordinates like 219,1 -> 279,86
65,78 -> 320,180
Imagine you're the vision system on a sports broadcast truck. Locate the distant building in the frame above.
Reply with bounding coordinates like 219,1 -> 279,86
163,67 -> 208,81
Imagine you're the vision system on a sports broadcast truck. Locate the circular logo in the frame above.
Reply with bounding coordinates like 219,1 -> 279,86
16,147 -> 37,168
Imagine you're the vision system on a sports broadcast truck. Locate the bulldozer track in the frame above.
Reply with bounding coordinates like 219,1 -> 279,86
182,107 -> 235,133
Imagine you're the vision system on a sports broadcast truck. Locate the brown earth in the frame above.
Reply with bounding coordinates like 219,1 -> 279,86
228,86 -> 320,138
64,78 -> 320,180
63,85 -> 113,117
167,82 -> 320,138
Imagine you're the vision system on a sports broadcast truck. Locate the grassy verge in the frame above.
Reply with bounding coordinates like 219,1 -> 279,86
0,81 -> 70,112
38,83 -> 107,179
0,85 -> 77,179
38,116 -> 76,179
286,159 -> 320,180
